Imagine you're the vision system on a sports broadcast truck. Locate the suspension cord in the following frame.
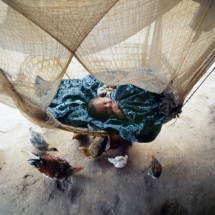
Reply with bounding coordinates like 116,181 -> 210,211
182,67 -> 215,107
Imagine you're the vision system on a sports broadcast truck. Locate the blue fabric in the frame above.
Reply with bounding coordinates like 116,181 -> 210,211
92,85 -> 165,142
47,75 -> 165,142
47,75 -> 102,127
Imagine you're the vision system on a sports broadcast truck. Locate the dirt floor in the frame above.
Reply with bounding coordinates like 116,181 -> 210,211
0,68 -> 215,215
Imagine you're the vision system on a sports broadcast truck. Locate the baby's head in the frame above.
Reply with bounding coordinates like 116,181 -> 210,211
87,97 -> 113,120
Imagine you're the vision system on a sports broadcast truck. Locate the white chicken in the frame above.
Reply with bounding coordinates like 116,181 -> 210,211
108,155 -> 128,168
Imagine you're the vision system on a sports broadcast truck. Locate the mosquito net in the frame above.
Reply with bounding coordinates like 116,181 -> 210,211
0,0 -> 214,133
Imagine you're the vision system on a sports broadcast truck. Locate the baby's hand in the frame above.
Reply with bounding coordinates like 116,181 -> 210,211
112,101 -> 127,120
112,101 -> 120,114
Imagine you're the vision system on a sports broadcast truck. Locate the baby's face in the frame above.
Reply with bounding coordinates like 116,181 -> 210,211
93,97 -> 113,119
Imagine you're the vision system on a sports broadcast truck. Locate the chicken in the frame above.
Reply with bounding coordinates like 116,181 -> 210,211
79,136 -> 108,159
29,127 -> 58,151
148,152 -> 162,179
108,155 -> 128,168
72,133 -> 89,141
27,152 -> 82,180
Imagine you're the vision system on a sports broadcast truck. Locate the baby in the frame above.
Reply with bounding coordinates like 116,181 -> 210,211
88,85 -> 130,151
87,84 -> 127,121
87,83 -> 168,144
87,97 -> 127,121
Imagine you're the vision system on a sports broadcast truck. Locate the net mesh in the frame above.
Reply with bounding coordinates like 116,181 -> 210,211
0,0 -> 215,133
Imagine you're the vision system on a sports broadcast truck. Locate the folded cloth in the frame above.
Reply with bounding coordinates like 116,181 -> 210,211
158,92 -> 177,117
97,85 -> 113,98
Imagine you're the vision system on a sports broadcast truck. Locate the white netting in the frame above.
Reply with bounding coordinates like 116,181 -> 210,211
0,0 -> 214,132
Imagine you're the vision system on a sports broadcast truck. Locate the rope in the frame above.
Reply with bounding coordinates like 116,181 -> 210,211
182,67 -> 215,107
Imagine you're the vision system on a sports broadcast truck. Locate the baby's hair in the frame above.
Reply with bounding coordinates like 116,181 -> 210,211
87,98 -> 99,119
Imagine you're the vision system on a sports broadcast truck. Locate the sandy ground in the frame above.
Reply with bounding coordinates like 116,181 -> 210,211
0,66 -> 215,215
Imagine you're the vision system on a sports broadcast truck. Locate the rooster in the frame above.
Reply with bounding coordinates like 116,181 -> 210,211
29,127 -> 58,151
79,136 -> 108,159
148,152 -> 162,179
28,152 -> 82,180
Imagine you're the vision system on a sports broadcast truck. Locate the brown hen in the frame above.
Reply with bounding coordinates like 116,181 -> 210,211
79,136 -> 108,159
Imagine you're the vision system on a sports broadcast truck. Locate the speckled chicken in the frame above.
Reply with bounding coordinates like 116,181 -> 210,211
29,127 -> 58,151
79,136 -> 108,159
148,152 -> 162,179
28,152 -> 82,180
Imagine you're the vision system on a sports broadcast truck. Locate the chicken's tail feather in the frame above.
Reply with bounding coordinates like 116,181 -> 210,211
28,158 -> 45,168
27,151 -> 44,168
26,151 -> 42,159
108,158 -> 115,164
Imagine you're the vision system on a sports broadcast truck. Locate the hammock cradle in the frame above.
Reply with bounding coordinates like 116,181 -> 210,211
0,0 -> 215,137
